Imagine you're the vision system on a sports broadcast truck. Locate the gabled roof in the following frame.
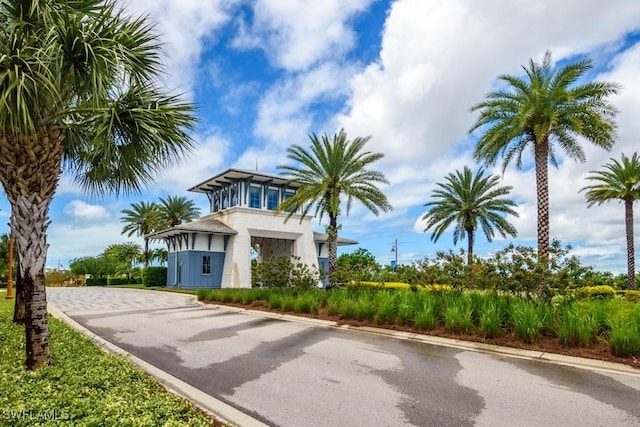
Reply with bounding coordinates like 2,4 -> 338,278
146,216 -> 237,240
313,232 -> 358,246
188,168 -> 301,194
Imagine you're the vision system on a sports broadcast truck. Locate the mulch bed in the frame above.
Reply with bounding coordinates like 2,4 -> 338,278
203,300 -> 640,370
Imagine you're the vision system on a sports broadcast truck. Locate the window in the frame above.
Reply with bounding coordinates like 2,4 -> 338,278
249,186 -> 261,208
230,186 -> 237,207
284,190 -> 296,212
267,188 -> 279,210
202,255 -> 211,275
213,193 -> 220,212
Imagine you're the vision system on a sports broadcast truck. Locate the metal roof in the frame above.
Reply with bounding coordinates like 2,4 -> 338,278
146,216 -> 237,240
188,168 -> 301,194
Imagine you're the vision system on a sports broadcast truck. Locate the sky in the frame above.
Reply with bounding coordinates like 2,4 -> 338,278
1,0 -> 639,274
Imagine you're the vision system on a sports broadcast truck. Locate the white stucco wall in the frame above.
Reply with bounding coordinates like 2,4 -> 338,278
211,207 -> 318,288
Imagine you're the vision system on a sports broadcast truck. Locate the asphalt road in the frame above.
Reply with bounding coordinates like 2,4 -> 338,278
47,287 -> 640,427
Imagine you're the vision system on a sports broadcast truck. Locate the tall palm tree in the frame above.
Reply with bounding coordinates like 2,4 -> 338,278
470,51 -> 619,267
0,0 -> 196,368
158,195 -> 201,227
423,166 -> 519,265
277,129 -> 392,286
121,202 -> 161,268
581,153 -> 640,290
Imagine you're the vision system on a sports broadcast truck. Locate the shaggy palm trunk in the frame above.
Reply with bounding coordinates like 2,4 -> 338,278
144,237 -> 150,268
327,215 -> 339,288
0,131 -> 64,369
534,140 -> 550,267
13,255 -> 26,324
625,199 -> 636,290
466,227 -> 474,265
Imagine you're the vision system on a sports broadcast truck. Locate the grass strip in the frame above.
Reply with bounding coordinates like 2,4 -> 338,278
0,298 -> 215,426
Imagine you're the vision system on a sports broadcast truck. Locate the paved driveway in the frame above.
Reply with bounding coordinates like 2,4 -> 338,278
47,287 -> 640,427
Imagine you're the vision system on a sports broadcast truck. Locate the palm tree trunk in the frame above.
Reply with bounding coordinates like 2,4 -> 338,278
327,215 -> 338,288
534,140 -> 550,267
13,253 -> 25,324
466,227 -> 474,265
0,131 -> 63,369
144,237 -> 150,268
625,199 -> 636,290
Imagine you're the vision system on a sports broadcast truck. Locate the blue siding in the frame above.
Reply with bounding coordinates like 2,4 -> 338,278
168,250 -> 225,289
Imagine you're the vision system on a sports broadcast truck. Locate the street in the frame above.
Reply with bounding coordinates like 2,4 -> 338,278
47,287 -> 640,427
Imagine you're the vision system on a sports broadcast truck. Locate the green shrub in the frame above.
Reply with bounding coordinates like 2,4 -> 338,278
479,300 -> 503,339
608,313 -> 640,357
268,293 -> 283,309
85,277 -> 108,286
510,300 -> 545,343
556,304 -> 598,347
575,285 -> 616,300
413,293 -> 440,330
373,291 -> 396,325
106,277 -> 131,286
251,256 -> 321,290
340,299 -> 359,319
280,295 -> 296,312
624,290 -> 640,303
444,301 -> 474,333
142,267 -> 167,287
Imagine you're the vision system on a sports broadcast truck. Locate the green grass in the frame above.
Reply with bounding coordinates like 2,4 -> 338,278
0,299 -> 214,426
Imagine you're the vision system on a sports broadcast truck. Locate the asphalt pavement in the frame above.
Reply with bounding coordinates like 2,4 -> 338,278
47,287 -> 640,427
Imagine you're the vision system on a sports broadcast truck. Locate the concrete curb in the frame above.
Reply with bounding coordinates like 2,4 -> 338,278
203,301 -> 640,378
47,302 -> 268,427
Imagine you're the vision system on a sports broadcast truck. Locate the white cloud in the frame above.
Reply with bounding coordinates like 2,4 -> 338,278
63,200 -> 110,222
232,0 -> 374,71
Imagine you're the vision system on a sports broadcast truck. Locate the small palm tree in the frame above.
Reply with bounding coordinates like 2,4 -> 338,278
277,129 -> 392,285
121,202 -> 161,268
158,195 -> 201,228
581,153 -> 640,290
423,166 -> 519,264
104,242 -> 142,271
0,0 -> 196,369
470,51 -> 619,266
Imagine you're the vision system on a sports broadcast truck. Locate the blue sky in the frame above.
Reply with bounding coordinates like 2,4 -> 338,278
2,0 -> 639,273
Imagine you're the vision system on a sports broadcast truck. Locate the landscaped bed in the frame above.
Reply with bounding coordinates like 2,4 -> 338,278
197,286 -> 640,369
0,297 -> 220,426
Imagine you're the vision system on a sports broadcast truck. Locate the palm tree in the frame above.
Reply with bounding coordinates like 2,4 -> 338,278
581,153 -> 640,290
470,51 -> 619,267
158,195 -> 201,228
152,247 -> 169,266
121,202 -> 161,268
104,242 -> 142,271
277,129 -> 392,286
423,166 -> 519,265
0,0 -> 196,369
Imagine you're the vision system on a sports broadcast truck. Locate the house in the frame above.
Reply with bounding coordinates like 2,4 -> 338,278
148,169 -> 357,288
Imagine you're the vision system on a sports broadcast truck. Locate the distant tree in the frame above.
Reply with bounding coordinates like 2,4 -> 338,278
277,129 -> 392,286
336,248 -> 380,282
0,233 -> 9,278
158,195 -> 201,227
581,153 -> 640,290
0,0 -> 196,369
69,255 -> 119,277
120,202 -> 161,267
470,51 -> 619,267
422,166 -> 519,265
104,242 -> 142,270
152,248 -> 169,266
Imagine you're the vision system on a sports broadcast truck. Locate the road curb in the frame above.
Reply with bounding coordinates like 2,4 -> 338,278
48,302 -> 268,427
201,301 -> 640,378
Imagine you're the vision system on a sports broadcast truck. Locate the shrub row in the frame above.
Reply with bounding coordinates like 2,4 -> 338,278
198,287 -> 640,357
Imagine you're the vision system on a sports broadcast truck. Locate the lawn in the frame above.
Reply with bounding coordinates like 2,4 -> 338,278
0,297 -> 217,426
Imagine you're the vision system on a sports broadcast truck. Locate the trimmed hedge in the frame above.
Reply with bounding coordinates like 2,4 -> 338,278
85,277 -> 108,286
107,277 -> 130,286
142,267 -> 167,287
575,285 -> 616,300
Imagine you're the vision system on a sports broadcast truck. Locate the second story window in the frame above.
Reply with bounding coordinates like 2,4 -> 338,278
267,188 -> 279,210
249,186 -> 261,208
